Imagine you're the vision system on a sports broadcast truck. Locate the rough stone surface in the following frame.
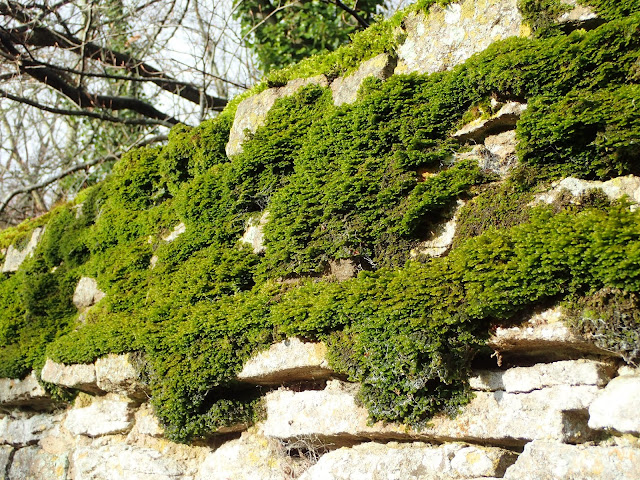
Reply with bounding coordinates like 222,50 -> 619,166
8,446 -> 68,480
331,54 -> 397,106
261,379 -> 598,447
2,227 -> 44,273
226,75 -> 329,157
489,306 -> 612,361
0,371 -> 51,407
395,0 -> 526,76
70,444 -> 186,480
557,0 -> 601,29
533,175 -> 640,209
470,359 -> 615,393
453,102 -> 527,143
63,394 -> 135,437
589,374 -> 640,434
72,277 -> 106,309
129,403 -> 165,438
456,130 -> 518,177
196,431 -> 285,480
299,442 -> 517,480
0,445 -> 13,473
41,359 -> 100,393
240,211 -> 269,254
95,353 -> 146,398
162,222 -> 186,242
410,200 -> 465,257
238,338 -> 332,385
0,412 -> 61,446
503,440 -> 640,480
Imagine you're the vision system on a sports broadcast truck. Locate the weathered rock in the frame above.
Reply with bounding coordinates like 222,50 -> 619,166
395,0 -> 527,76
0,412 -> 61,446
70,444 -> 186,480
8,446 -> 68,480
95,353 -> 146,398
453,102 -> 527,143
470,359 -> 615,393
162,222 -> 186,242
0,445 -> 13,473
533,175 -> 640,209
589,374 -> 640,434
410,200 -> 464,257
298,442 -> 517,480
0,371 -> 51,408
226,75 -> 329,157
238,338 -> 332,386
2,227 -> 45,273
557,0 -> 602,30
129,403 -> 165,438
327,259 -> 359,281
466,130 -> 518,177
41,359 -> 101,394
240,211 -> 269,254
489,306 -> 613,361
72,277 -> 106,309
503,440 -> 640,480
261,379 -> 598,447
196,431 -> 286,480
63,394 -> 135,437
331,54 -> 397,106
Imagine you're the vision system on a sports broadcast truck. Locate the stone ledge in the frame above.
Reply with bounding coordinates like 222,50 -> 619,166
589,373 -> 640,435
41,359 -> 101,394
0,372 -> 52,408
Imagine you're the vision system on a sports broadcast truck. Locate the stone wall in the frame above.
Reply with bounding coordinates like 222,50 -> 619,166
2,305 -> 640,479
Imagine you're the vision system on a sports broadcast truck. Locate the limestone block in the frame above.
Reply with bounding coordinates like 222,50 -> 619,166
2,227 -> 44,273
95,353 -> 147,398
453,102 -> 527,143
533,175 -> 640,209
238,338 -> 332,385
503,440 -> 640,480
470,359 -> 615,393
557,0 -> 601,29
195,431 -> 285,480
298,442 -> 517,480
410,200 -> 465,258
72,277 -> 106,309
129,403 -> 164,438
70,444 -> 186,480
456,130 -> 518,177
41,359 -> 101,394
63,394 -> 135,437
8,446 -> 68,480
162,222 -> 186,242
226,75 -> 329,157
489,306 -> 612,360
589,374 -> 640,434
395,0 -> 526,76
240,211 -> 269,254
0,445 -> 13,473
0,412 -> 61,446
331,54 -> 397,106
0,371 -> 51,407
261,380 -> 599,447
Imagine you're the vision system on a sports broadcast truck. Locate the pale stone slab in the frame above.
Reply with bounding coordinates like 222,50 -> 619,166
557,0 -> 601,29
2,227 -> 44,273
0,412 -> 61,446
456,130 -> 518,177
411,200 -> 465,258
129,403 -> 164,438
162,222 -> 186,242
95,353 -> 146,398
195,431 -> 285,480
261,380 -> 599,447
0,371 -> 51,407
503,440 -> 640,480
63,394 -> 134,437
226,75 -> 329,157
41,359 -> 101,394
298,442 -> 517,480
470,360 -> 615,393
240,211 -> 269,254
8,446 -> 68,480
395,0 -> 527,76
238,338 -> 332,385
70,444 -> 185,480
533,175 -> 640,209
453,102 -> 527,143
589,374 -> 640,434
331,54 -> 397,106
0,445 -> 13,473
72,277 -> 106,309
